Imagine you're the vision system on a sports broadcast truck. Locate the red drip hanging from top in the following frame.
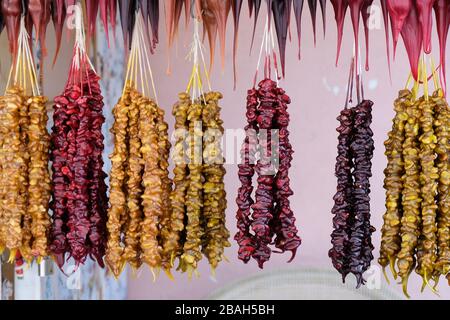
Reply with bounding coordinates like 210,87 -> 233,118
361,0 -> 373,71
400,1 -> 422,80
330,0 -> 349,66
293,0 -> 305,59
416,0 -> 435,54
386,0 -> 412,57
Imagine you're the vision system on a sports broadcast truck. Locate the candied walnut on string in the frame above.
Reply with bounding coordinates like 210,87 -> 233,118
202,91 -> 230,272
179,100 -> 204,277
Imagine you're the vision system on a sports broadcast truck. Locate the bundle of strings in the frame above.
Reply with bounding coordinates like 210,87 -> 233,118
106,11 -> 172,280
49,8 -> 108,269
0,17 -> 51,264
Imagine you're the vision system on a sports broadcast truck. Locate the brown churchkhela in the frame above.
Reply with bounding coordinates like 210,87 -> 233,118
106,85 -> 172,277
169,92 -> 230,277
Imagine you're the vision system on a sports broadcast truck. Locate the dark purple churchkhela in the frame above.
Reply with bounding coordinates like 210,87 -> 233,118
329,100 -> 375,287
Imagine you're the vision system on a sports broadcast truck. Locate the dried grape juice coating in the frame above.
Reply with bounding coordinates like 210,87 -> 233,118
138,94 -> 163,269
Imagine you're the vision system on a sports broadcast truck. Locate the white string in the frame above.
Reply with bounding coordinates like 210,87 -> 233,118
269,24 -> 279,85
256,17 -> 269,77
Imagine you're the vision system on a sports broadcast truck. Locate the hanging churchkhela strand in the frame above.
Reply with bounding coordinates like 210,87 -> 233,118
49,9 -> 108,269
166,19 -> 230,278
380,59 -> 450,297
0,17 -> 51,264
236,14 -> 301,269
106,11 -> 171,279
329,54 -> 376,288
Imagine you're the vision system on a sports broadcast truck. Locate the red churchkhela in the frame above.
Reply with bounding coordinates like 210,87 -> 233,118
361,0 -> 373,71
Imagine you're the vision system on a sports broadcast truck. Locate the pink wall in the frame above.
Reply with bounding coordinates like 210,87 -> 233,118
126,8 -> 450,300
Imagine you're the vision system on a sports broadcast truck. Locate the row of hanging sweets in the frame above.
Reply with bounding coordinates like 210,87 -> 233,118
1,0 -> 450,85
0,0 -> 448,297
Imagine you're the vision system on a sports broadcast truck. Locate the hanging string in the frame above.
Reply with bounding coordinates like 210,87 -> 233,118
67,3 -> 96,95
422,56 -> 429,101
430,58 -> 441,95
344,57 -> 355,109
